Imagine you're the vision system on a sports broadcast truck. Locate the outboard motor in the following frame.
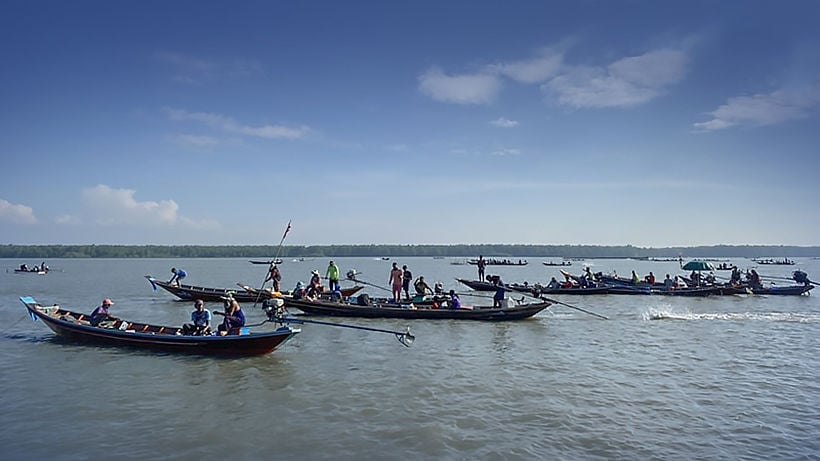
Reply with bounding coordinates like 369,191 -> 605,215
793,270 -> 810,286
262,298 -> 286,321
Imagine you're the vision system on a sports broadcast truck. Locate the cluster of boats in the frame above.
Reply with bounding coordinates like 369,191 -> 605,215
20,257 -> 815,357
458,267 -> 815,297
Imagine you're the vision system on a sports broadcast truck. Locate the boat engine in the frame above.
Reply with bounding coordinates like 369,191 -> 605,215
793,270 -> 810,285
262,298 -> 286,322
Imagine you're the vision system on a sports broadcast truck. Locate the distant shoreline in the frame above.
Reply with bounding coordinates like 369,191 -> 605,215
1,244 -> 819,259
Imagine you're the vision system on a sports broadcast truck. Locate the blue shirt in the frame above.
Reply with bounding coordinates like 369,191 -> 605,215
191,309 -> 211,327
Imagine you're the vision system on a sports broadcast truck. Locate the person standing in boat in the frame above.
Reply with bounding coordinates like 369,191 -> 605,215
182,299 -> 211,336
729,266 -> 742,286
326,261 -> 340,293
477,256 -> 486,281
401,265 -> 413,300
265,264 -> 282,292
493,279 -> 506,308
169,267 -> 187,285
389,262 -> 403,302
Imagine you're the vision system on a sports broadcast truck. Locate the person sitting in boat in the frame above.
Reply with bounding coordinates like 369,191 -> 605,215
748,269 -> 762,290
730,266 -> 742,285
689,270 -> 700,286
216,298 -> 245,336
645,272 -> 656,285
169,267 -> 187,285
433,281 -> 443,295
309,270 -> 322,293
90,298 -> 115,327
631,270 -> 640,284
182,299 -> 211,336
292,281 -> 305,300
414,276 -> 433,295
19,264 -> 29,271
40,261 -> 48,273
663,274 -> 674,291
674,276 -> 688,288
487,274 -> 502,285
546,277 -> 561,290
448,290 -> 461,309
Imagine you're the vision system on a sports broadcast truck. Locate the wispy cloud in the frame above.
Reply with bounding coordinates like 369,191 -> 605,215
169,134 -> 220,148
81,185 -> 220,230
420,45 -> 688,109
694,80 -> 820,131
417,68 -> 501,104
154,52 -> 261,85
493,48 -> 564,84
543,49 -> 688,108
165,108 -> 310,139
0,199 -> 37,224
490,117 -> 519,128
490,148 -> 520,156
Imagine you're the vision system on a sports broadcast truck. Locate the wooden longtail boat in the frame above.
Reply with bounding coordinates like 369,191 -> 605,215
19,296 -> 300,356
284,297 -> 550,321
145,275 -> 362,302
752,285 -> 813,296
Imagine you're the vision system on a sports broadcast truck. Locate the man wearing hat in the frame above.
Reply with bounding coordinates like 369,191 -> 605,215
325,260 -> 340,293
90,298 -> 114,326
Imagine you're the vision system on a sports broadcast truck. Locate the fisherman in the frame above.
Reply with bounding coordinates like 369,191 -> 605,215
493,279 -> 505,308
169,267 -> 187,285
90,298 -> 114,327
265,264 -> 282,292
325,261 -> 340,293
448,290 -> 461,309
414,276 -> 433,295
216,298 -> 245,336
182,299 -> 211,336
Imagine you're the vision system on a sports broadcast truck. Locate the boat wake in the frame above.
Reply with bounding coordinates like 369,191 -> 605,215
643,307 -> 820,322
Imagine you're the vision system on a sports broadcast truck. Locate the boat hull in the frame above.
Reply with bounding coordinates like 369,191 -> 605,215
284,298 -> 550,321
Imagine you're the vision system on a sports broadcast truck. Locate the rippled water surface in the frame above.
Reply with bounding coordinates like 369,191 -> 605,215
1,257 -> 818,460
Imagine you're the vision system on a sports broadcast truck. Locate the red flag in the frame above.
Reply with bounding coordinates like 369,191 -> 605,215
281,220 -> 292,241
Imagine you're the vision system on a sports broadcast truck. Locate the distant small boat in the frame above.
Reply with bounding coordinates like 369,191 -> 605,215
542,261 -> 572,267
754,258 -> 796,265
249,259 -> 283,265
467,259 -> 528,266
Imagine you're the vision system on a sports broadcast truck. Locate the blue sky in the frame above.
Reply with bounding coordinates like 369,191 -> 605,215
2,0 -> 819,247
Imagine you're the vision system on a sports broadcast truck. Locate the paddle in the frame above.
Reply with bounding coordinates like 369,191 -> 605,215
537,295 -> 609,320
283,317 -> 414,347
346,270 -> 392,293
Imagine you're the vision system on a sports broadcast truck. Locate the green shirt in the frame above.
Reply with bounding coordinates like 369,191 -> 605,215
326,264 -> 339,280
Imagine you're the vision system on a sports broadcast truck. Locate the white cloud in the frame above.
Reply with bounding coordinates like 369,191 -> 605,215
417,68 -> 501,104
493,49 -> 564,84
420,46 -> 688,109
81,185 -> 220,230
165,108 -> 309,139
694,81 -> 820,131
0,199 -> 37,224
490,117 -> 519,128
490,148 -> 520,156
543,48 -> 688,108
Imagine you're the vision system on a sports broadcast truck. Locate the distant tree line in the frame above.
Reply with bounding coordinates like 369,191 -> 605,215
1,244 -> 819,259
